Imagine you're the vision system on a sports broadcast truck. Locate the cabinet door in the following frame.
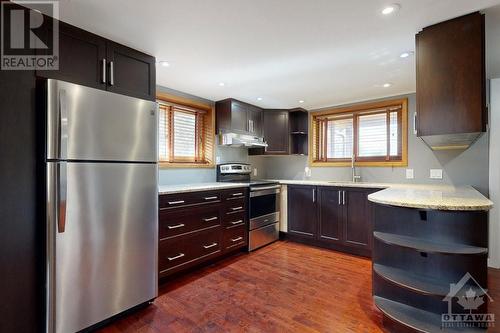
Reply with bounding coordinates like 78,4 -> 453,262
248,107 -> 263,137
287,185 -> 317,238
318,187 -> 343,243
263,110 -> 289,154
37,21 -> 107,90
343,188 -> 373,250
106,42 -> 156,101
230,100 -> 249,133
416,12 -> 485,136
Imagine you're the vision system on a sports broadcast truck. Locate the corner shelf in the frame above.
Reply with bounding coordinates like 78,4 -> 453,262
373,231 -> 487,255
374,296 -> 483,333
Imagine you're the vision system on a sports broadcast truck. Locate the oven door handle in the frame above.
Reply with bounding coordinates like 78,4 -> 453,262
250,187 -> 281,197
251,185 -> 281,191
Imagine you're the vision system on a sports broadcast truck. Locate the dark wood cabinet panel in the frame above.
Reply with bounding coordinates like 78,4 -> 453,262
416,12 -> 486,137
159,187 -> 248,279
263,110 -> 289,154
37,21 -> 107,90
215,99 -> 263,135
247,106 -> 263,137
344,188 -> 373,249
106,42 -> 156,101
287,185 -> 317,238
318,187 -> 342,243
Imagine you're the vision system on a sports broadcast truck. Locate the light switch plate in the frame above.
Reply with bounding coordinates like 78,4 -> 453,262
253,168 -> 258,177
305,167 -> 312,178
430,169 -> 443,179
406,169 -> 414,179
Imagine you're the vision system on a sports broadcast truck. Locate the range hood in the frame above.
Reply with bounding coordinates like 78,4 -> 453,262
218,132 -> 268,148
419,132 -> 483,151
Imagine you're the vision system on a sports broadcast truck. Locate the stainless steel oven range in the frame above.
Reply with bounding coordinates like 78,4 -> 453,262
216,163 -> 280,251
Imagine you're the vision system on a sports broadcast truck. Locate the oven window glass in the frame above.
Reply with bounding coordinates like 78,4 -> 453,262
250,193 -> 277,219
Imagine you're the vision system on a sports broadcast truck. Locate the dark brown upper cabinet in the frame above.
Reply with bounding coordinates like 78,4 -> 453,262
106,42 -> 156,101
216,99 -> 263,136
36,20 -> 156,101
249,107 -> 308,156
416,12 -> 486,149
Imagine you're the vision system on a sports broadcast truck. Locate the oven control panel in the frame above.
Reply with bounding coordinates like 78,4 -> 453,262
218,163 -> 252,174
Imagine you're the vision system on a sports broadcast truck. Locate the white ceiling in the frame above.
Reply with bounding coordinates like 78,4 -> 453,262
41,0 -> 500,108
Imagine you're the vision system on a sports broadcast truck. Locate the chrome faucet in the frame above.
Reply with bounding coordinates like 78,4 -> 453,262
351,154 -> 361,183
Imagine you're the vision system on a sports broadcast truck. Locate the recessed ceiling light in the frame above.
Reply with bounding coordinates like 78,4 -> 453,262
383,83 -> 392,88
299,100 -> 305,104
257,97 -> 263,101
158,61 -> 170,67
382,3 -> 400,15
218,82 -> 225,87
400,51 -> 414,58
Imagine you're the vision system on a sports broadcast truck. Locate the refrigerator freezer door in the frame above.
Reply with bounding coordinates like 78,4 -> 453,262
47,79 -> 157,162
47,162 -> 158,333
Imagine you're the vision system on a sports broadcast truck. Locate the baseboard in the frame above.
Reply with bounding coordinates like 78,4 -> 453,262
488,258 -> 500,269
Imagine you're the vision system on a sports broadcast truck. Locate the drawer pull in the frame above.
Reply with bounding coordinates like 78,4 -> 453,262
203,242 -> 218,249
231,236 -> 243,243
204,196 -> 218,200
231,206 -> 243,211
167,253 -> 185,261
231,220 -> 243,225
232,192 -> 243,197
203,216 -> 218,222
168,200 -> 185,205
167,223 -> 185,229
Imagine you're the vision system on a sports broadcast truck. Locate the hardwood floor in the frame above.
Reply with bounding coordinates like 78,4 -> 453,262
98,241 -> 500,333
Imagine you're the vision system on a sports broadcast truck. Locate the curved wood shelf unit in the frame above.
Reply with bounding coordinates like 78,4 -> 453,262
373,264 -> 486,298
374,296 -> 483,333
374,232 -> 488,255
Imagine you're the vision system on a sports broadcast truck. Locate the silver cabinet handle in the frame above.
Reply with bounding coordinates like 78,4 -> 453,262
167,253 -> 185,261
204,196 -> 218,200
413,112 -> 418,135
109,61 -> 114,86
312,188 -> 316,202
232,192 -> 243,197
168,200 -> 185,205
338,190 -> 341,205
101,59 -> 106,83
167,223 -> 185,229
231,220 -> 243,225
342,191 -> 346,205
231,236 -> 243,242
203,242 -> 218,249
231,206 -> 243,211
203,216 -> 218,222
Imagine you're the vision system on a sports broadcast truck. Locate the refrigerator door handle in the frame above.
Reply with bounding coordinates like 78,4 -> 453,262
58,89 -> 69,160
57,162 -> 67,233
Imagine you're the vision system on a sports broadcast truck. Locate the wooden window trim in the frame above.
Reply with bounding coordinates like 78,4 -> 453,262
157,91 -> 215,169
309,98 -> 408,167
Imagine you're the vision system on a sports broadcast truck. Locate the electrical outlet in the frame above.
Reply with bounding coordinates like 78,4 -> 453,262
430,169 -> 443,179
305,167 -> 312,178
253,168 -> 258,177
406,169 -> 414,179
216,156 -> 221,164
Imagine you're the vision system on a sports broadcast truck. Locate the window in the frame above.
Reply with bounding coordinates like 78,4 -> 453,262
311,98 -> 408,167
157,96 -> 214,167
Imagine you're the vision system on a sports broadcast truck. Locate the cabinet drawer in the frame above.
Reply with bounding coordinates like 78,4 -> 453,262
159,226 -> 222,274
223,224 -> 247,250
159,190 -> 222,209
222,188 -> 247,201
224,198 -> 246,215
223,211 -> 246,228
159,205 -> 221,240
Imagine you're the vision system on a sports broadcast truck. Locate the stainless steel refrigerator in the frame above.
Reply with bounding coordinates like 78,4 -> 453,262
45,79 -> 158,333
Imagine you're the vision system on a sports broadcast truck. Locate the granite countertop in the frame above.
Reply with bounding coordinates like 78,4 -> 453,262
273,180 -> 493,211
158,182 -> 249,195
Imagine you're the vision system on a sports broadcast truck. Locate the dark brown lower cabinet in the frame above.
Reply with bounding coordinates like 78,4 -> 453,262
287,185 -> 376,257
158,187 -> 248,279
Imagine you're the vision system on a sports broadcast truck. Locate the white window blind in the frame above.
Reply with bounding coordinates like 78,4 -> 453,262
173,111 -> 196,159
158,106 -> 169,160
358,113 -> 387,157
327,118 -> 353,159
389,112 -> 398,156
